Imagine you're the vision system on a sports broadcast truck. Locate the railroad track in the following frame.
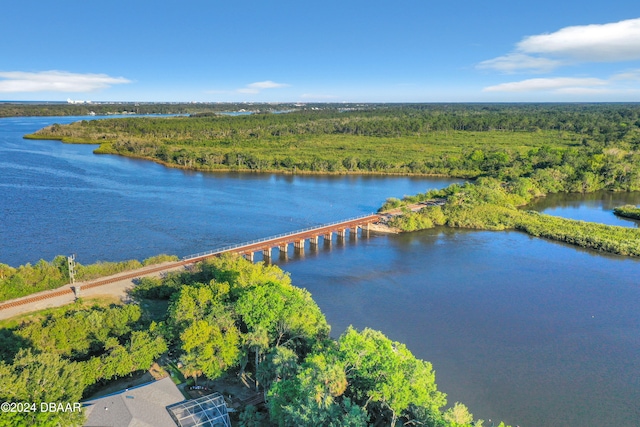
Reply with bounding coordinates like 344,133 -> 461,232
0,260 -> 189,311
0,212 -> 387,313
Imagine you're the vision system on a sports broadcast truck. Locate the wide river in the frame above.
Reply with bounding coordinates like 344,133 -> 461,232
1,116 -> 639,427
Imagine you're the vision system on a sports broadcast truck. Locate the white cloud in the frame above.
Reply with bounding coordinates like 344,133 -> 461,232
236,80 -> 289,94
477,53 -> 564,73
483,77 -> 607,92
0,70 -> 130,93
236,88 -> 260,94
247,80 -> 288,89
518,18 -> 640,62
478,17 -> 640,73
611,69 -> 640,81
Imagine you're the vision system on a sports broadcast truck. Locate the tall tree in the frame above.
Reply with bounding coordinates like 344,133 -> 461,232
338,327 -> 446,426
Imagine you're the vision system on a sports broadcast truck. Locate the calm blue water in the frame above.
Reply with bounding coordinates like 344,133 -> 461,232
528,191 -> 640,228
1,116 -> 639,427
277,229 -> 640,427
0,116 -> 459,266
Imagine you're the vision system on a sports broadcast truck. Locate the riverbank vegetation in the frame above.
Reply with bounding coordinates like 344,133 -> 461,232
0,254 -> 178,303
613,204 -> 640,220
382,178 -> 640,256
25,104 -> 640,187
0,255 -> 510,426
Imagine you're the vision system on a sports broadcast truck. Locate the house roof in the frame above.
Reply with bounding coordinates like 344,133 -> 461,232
83,377 -> 185,427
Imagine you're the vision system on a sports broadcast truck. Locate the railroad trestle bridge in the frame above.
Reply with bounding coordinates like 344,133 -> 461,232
183,213 -> 381,263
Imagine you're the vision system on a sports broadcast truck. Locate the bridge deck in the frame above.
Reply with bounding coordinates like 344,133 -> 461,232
184,213 -> 380,262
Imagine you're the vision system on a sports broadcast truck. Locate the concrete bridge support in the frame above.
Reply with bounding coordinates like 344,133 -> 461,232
243,252 -> 254,262
262,248 -> 272,260
279,243 -> 289,259
309,236 -> 319,246
324,232 -> 333,246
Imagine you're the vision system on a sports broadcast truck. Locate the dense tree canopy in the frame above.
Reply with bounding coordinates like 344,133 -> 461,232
0,303 -> 166,426
26,104 -> 640,183
164,255 -> 330,390
0,253 -> 509,427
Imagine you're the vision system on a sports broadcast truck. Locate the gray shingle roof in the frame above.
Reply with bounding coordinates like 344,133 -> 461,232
83,377 -> 185,427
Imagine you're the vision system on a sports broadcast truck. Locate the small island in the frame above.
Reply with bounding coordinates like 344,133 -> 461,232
614,204 -> 640,220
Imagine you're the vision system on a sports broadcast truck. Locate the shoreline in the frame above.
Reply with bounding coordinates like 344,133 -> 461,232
23,133 -> 472,178
92,149 -> 462,178
367,222 -> 401,233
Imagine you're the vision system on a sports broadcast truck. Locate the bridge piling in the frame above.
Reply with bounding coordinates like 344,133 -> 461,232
279,243 -> 289,259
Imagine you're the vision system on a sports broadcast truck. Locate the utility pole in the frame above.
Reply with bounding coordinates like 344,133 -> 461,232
67,254 -> 76,284
68,254 -> 80,300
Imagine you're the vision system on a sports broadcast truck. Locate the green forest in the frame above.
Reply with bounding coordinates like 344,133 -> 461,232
0,255 -> 508,427
24,103 -> 640,255
25,104 -> 640,189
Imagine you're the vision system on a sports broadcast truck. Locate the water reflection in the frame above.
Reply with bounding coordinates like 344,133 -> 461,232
527,191 -> 640,227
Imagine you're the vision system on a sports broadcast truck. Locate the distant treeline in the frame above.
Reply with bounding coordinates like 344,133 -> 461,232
1,102 -> 191,117
0,102 -> 357,118
29,102 -> 640,138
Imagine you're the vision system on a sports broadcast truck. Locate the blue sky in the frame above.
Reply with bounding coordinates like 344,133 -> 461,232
2,1 -> 640,102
